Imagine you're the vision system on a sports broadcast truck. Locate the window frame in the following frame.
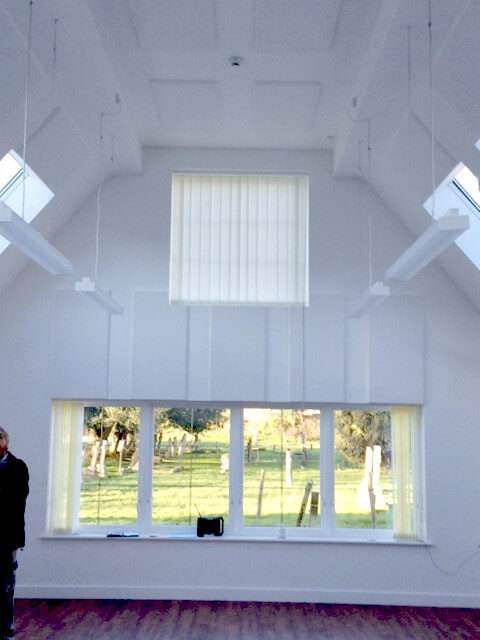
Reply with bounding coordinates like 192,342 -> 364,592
60,400 -> 422,543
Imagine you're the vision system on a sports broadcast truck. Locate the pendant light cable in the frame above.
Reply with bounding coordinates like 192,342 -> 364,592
52,18 -> 58,112
280,409 -> 284,526
21,0 -> 34,220
367,119 -> 373,286
188,408 -> 194,526
95,116 -> 104,282
428,0 -> 436,219
95,95 -> 121,281
408,25 -> 412,222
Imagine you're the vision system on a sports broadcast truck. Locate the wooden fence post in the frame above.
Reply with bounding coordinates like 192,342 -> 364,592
256,469 -> 266,518
296,480 -> 313,526
309,490 -> 319,526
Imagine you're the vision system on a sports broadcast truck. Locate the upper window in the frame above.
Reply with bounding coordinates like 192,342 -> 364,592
424,162 -> 480,270
0,149 -> 54,254
169,172 -> 309,306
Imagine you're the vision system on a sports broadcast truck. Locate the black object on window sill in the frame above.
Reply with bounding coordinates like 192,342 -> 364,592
197,517 -> 224,537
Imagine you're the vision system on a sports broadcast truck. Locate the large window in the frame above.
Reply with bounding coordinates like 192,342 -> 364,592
169,172 -> 309,306
48,402 -> 422,541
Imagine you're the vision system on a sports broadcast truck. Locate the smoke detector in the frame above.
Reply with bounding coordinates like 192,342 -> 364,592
229,56 -> 244,68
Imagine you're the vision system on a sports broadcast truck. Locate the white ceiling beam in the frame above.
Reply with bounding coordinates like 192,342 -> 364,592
333,0 -> 472,180
332,0 -> 404,178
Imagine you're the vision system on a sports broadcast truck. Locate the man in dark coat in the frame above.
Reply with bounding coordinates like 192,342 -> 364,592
0,427 -> 29,640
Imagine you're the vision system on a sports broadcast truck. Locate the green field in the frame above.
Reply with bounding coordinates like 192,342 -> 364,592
80,427 -> 393,530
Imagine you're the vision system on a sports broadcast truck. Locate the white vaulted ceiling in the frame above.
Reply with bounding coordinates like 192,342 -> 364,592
0,0 -> 479,307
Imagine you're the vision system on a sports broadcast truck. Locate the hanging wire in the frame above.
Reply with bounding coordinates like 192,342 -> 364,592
47,17 -> 58,243
96,407 -> 104,526
51,18 -> 58,112
280,409 -> 284,526
367,120 -> 373,286
407,25 -> 412,223
428,0 -> 436,219
21,0 -> 34,220
95,96 -> 121,281
95,117 -> 103,282
188,408 -> 194,526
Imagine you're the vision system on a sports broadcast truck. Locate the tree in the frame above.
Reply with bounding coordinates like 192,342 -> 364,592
334,410 -> 391,466
272,409 -> 319,440
160,408 -> 225,434
85,407 -> 139,453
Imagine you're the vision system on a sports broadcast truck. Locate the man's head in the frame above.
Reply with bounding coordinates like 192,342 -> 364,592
0,427 -> 9,456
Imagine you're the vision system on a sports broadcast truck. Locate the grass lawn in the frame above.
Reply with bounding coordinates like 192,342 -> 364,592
80,428 -> 393,529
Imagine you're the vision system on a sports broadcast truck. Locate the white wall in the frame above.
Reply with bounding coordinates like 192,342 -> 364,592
1,148 -> 479,606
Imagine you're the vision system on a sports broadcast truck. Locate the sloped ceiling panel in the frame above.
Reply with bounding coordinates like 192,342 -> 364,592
25,107 -> 89,193
0,10 -> 30,121
150,80 -> 222,130
127,0 -> 218,51
254,0 -> 343,51
252,81 -> 322,132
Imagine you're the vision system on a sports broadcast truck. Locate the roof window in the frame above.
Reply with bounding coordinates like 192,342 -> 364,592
0,149 -> 54,254
423,162 -> 480,270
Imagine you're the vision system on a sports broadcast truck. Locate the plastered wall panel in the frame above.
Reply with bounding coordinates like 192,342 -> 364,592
369,295 -> 424,404
210,307 -> 266,401
345,315 -> 369,403
304,293 -> 345,402
187,306 -> 212,400
265,308 -> 290,400
289,307 -> 305,401
131,291 -> 187,399
107,295 -> 133,398
50,290 -> 109,398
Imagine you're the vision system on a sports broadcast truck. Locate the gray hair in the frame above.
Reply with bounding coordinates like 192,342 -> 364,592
0,427 -> 9,445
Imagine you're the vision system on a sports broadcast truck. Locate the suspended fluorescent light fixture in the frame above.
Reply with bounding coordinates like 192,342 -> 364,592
384,209 -> 469,282
349,281 -> 390,318
0,202 -> 73,275
75,277 -> 123,314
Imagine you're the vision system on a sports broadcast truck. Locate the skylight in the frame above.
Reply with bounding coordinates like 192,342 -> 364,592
452,165 -> 480,213
0,149 -> 54,255
423,162 -> 480,270
0,152 -> 22,197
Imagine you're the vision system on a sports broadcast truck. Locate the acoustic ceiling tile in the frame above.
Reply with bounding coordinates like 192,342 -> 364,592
253,0 -> 342,52
128,0 -> 218,51
252,81 -> 322,132
151,80 -> 223,130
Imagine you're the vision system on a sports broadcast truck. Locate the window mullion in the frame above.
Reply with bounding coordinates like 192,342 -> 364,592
228,406 -> 244,534
320,407 -> 335,535
137,403 -> 154,534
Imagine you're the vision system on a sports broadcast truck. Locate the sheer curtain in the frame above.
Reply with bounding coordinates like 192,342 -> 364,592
169,172 -> 309,305
392,406 -> 422,539
47,401 -> 81,534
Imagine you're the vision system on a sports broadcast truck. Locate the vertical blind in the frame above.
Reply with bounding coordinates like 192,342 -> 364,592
392,406 -> 422,539
47,401 -> 79,534
169,173 -> 309,305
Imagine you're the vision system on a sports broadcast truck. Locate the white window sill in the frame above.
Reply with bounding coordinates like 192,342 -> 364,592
41,533 -> 426,546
